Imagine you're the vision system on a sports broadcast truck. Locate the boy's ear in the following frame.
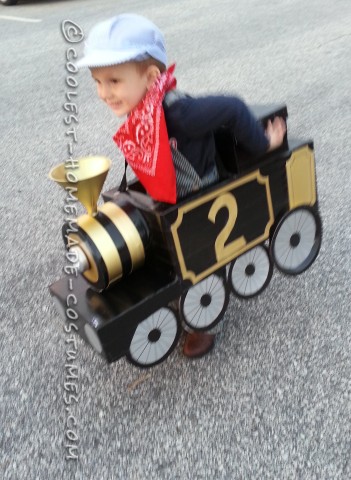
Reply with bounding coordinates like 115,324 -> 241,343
146,65 -> 161,89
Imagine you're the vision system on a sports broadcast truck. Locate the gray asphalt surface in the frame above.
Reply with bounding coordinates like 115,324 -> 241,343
1,0 -> 350,479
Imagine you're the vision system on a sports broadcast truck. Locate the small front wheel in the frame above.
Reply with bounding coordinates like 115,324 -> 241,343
126,308 -> 181,368
228,245 -> 273,298
180,273 -> 229,331
270,207 -> 322,274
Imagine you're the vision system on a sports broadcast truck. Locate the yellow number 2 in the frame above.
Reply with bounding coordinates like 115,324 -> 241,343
208,193 -> 246,262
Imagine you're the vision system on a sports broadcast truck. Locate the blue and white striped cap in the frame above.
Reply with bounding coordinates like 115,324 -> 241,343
76,14 -> 167,69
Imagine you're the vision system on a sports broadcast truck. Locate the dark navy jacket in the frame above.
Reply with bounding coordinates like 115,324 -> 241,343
163,94 -> 269,178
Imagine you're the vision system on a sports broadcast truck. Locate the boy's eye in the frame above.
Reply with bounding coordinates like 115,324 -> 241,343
111,79 -> 120,84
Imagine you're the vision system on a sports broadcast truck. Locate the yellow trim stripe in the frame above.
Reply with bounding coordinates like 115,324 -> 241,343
99,202 -> 145,269
286,146 -> 316,209
77,214 -> 123,283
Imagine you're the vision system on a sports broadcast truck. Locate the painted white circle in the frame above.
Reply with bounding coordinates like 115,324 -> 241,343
182,274 -> 226,329
273,209 -> 316,270
230,246 -> 270,296
129,308 -> 178,365
84,324 -> 103,354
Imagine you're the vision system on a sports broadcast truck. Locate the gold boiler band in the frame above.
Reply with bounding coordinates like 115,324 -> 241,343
99,201 -> 145,270
77,214 -> 123,284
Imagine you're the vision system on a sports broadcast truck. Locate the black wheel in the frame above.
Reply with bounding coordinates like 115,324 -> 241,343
126,308 -> 181,368
228,245 -> 273,298
180,273 -> 229,331
270,207 -> 322,275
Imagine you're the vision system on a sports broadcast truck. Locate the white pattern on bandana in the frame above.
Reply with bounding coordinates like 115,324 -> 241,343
114,65 -> 176,177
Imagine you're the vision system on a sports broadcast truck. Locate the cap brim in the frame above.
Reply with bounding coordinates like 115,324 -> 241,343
76,48 -> 144,69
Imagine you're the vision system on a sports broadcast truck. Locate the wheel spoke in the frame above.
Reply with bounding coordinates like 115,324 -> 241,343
135,341 -> 150,362
157,310 -> 170,330
243,276 -> 250,295
143,342 -> 153,364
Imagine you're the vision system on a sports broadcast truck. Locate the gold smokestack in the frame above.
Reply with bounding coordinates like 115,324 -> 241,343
48,156 -> 111,215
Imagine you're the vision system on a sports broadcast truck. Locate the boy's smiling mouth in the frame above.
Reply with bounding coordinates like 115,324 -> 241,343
107,101 -> 122,109
107,101 -> 126,114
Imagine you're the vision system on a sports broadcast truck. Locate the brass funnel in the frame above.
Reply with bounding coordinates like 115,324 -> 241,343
49,156 -> 111,215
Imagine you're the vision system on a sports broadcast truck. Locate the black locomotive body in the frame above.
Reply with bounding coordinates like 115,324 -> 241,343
49,104 -> 321,367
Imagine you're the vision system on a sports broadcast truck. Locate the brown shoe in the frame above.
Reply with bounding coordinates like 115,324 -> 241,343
183,332 -> 216,358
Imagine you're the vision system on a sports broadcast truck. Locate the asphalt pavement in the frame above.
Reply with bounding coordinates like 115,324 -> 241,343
0,0 -> 350,479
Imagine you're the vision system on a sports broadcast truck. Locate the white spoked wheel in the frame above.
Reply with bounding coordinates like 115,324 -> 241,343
126,308 -> 180,368
180,273 -> 229,331
228,245 -> 273,298
270,207 -> 322,275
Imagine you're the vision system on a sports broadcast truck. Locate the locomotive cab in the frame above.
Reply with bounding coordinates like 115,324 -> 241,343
214,103 -> 288,178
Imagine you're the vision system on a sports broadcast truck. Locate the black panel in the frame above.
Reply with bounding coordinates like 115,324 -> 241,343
49,267 -> 182,363
172,176 -> 272,278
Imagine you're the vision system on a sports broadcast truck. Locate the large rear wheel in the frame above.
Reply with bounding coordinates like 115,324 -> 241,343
270,207 -> 322,274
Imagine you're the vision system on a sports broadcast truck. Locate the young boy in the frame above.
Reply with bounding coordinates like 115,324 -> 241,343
77,13 -> 286,358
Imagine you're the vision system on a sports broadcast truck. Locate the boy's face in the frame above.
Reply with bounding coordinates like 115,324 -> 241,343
90,62 -> 153,117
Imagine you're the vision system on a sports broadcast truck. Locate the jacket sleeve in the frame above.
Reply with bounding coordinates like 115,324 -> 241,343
169,95 -> 269,155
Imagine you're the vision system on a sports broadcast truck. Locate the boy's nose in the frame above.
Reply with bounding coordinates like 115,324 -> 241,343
99,84 -> 112,101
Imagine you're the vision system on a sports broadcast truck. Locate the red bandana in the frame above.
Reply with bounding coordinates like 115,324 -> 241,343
113,64 -> 177,204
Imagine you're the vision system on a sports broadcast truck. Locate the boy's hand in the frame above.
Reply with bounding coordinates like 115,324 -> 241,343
265,117 -> 287,152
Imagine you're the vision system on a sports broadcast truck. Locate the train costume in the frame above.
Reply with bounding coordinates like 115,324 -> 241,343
49,103 -> 322,368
